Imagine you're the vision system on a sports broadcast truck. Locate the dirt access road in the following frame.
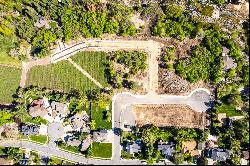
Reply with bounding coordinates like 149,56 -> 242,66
51,39 -> 163,94
20,40 -> 163,94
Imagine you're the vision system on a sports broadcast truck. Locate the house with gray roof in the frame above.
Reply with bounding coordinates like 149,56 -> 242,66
65,136 -> 81,147
93,130 -> 113,143
126,140 -> 142,155
158,141 -> 176,160
50,101 -> 69,117
21,125 -> 39,136
208,148 -> 231,161
68,111 -> 89,131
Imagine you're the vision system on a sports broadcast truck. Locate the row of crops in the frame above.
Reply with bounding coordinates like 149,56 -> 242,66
26,60 -> 98,93
71,51 -> 110,87
0,66 -> 21,104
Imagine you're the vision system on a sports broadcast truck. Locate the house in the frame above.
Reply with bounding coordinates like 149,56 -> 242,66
80,136 -> 92,152
21,125 -> 39,136
65,136 -> 81,147
242,150 -> 249,160
92,130 -> 113,143
2,123 -> 19,139
198,142 -> 206,155
29,105 -> 48,118
34,17 -> 50,29
50,101 -> 69,118
69,111 -> 89,131
208,148 -> 231,161
222,47 -> 237,71
126,140 -> 142,155
0,157 -> 14,165
158,141 -> 175,160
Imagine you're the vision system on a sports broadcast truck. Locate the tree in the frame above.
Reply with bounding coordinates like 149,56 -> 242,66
106,111 -> 112,122
173,153 -> 184,165
5,147 -> 23,163
90,120 -> 96,130
0,110 -> 13,126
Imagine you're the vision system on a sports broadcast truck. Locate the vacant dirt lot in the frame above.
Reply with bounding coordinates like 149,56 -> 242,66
132,104 -> 205,129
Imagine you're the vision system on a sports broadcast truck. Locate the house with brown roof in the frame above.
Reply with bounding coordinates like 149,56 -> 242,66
29,99 -> 48,118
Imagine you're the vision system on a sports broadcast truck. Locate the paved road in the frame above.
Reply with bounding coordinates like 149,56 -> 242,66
111,88 -> 210,161
0,140 -> 149,165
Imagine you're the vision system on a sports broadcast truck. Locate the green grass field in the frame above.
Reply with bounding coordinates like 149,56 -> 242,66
59,145 -> 80,153
26,60 -> 98,93
91,142 -> 112,158
90,102 -> 112,130
216,104 -> 242,117
0,34 -> 21,67
71,51 -> 110,87
0,66 -> 21,104
29,135 -> 48,144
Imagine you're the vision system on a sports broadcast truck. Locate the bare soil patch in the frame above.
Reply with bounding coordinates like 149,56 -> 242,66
132,104 -> 205,129
158,70 -> 209,95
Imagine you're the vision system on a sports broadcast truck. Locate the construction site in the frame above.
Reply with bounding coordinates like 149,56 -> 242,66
132,104 -> 206,129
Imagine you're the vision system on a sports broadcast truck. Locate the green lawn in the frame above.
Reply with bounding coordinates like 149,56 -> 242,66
90,102 -> 112,130
91,142 -> 112,158
29,135 -> 48,144
26,60 -> 98,93
0,66 -> 21,104
71,51 -> 110,87
216,104 -> 242,117
59,145 -> 80,153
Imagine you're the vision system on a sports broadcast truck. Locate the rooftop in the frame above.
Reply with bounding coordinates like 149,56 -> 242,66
93,130 -> 112,143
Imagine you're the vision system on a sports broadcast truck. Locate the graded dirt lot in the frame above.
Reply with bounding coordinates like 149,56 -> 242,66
132,104 -> 205,129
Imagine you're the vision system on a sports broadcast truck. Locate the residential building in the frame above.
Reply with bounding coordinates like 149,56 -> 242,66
207,148 -> 231,161
242,150 -> 249,160
92,130 -> 113,143
126,140 -> 142,155
0,157 -> 14,165
50,101 -> 69,118
158,141 -> 175,160
80,136 -> 92,152
69,111 -> 89,132
65,136 -> 81,147
21,125 -> 39,136
29,105 -> 48,118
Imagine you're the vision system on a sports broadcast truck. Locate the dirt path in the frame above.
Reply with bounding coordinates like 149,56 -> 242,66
67,58 -> 104,89
19,57 -> 51,87
51,40 -> 163,94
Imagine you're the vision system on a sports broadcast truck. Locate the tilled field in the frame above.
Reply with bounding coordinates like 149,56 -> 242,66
132,104 -> 205,129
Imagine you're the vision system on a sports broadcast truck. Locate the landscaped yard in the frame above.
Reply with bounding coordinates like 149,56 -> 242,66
0,66 -> 21,104
59,144 -> 80,154
26,60 -> 98,93
91,142 -> 112,158
216,104 -> 242,117
29,135 -> 48,144
90,101 -> 112,130
71,51 -> 110,87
